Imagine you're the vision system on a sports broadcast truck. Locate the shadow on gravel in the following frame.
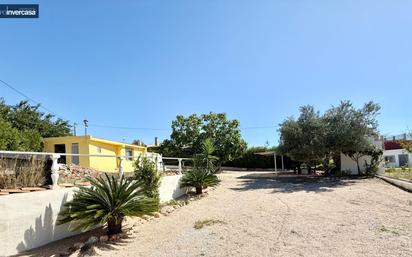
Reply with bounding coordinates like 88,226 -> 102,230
231,173 -> 363,193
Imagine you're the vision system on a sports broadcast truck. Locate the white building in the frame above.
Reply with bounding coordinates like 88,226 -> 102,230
383,149 -> 411,168
340,138 -> 385,175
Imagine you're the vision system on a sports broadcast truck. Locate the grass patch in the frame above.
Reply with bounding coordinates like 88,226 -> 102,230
385,168 -> 412,181
194,219 -> 226,229
379,225 -> 400,235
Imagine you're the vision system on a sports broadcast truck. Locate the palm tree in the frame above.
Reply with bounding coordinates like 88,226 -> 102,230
180,139 -> 220,194
180,167 -> 220,194
58,174 -> 159,235
195,138 -> 219,172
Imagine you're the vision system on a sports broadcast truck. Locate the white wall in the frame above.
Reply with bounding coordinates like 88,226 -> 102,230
0,175 -> 186,256
383,149 -> 412,168
340,139 -> 384,175
341,153 -> 371,175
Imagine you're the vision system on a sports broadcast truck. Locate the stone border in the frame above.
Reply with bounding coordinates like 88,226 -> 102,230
376,175 -> 412,193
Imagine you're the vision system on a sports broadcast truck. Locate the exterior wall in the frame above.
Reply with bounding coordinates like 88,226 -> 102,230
340,153 -> 373,175
43,136 -> 90,167
88,141 -> 119,172
118,147 -> 147,173
383,149 -> 412,168
340,139 -> 384,175
159,175 -> 186,202
43,136 -> 148,173
0,175 -> 186,256
0,188 -> 78,257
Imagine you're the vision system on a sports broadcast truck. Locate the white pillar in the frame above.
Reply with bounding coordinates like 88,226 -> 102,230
281,155 -> 284,171
50,154 -> 61,189
274,153 -> 277,172
178,158 -> 182,174
118,157 -> 124,179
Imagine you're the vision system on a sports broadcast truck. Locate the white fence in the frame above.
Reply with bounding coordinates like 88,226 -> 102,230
0,150 -> 192,189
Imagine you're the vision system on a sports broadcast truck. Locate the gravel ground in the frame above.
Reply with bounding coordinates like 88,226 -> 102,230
22,171 -> 412,257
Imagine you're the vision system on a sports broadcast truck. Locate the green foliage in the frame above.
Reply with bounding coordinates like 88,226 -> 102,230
0,117 -> 21,151
133,157 -> 161,200
193,138 -> 219,172
278,101 -> 382,174
58,174 -> 159,235
224,146 -> 277,169
180,168 -> 220,194
0,99 -> 72,151
160,112 -> 247,163
180,139 -> 220,194
194,219 -> 226,229
400,131 -> 412,153
278,105 -> 328,173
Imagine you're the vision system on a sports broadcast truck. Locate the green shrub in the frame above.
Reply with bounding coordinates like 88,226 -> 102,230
133,157 -> 161,200
180,139 -> 220,194
180,168 -> 219,194
58,174 -> 159,235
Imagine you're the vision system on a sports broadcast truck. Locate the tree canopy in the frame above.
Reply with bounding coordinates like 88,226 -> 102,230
278,101 -> 381,174
160,112 -> 247,163
0,99 -> 72,151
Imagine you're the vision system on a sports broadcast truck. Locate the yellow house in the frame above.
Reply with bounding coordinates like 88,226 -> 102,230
43,136 -> 147,173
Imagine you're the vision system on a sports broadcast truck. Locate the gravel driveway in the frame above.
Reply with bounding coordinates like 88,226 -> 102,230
21,171 -> 412,257
96,171 -> 412,257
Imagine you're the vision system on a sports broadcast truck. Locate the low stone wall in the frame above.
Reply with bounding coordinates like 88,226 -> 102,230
0,175 -> 185,256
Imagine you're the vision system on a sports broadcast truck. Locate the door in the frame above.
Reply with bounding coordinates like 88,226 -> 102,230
398,154 -> 409,167
54,144 -> 66,164
71,143 -> 79,165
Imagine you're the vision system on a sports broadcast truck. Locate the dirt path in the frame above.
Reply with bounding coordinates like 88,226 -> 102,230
95,172 -> 412,257
23,171 -> 412,257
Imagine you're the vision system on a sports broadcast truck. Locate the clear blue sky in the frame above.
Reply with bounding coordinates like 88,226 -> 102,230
1,0 -> 411,146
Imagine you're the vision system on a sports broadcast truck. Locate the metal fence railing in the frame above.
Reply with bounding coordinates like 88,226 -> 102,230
0,150 -> 192,190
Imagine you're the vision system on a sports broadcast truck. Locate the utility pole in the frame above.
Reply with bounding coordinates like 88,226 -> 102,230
83,119 -> 88,136
73,122 -> 77,136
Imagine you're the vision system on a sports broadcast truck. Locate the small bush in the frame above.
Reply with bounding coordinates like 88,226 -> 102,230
180,140 -> 220,194
134,157 -> 161,200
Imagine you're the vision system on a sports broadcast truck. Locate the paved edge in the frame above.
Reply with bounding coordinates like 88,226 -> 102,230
376,175 -> 412,193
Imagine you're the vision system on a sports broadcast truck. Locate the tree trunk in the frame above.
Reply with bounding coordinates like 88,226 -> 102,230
356,159 -> 361,176
297,164 -> 302,175
108,217 -> 123,235
195,186 -> 203,194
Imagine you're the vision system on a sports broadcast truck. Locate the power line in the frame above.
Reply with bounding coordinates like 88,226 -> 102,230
89,123 -> 171,131
0,79 -> 277,132
0,78 -> 68,120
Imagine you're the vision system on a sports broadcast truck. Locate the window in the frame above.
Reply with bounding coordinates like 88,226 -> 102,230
71,143 -> 79,165
96,146 -> 102,153
384,155 -> 395,163
125,148 -> 133,160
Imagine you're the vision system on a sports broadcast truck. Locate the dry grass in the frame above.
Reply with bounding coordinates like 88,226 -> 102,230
0,155 -> 47,189
385,167 -> 412,181
194,219 -> 227,229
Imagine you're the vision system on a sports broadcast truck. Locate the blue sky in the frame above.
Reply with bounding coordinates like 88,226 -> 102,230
1,0 -> 411,146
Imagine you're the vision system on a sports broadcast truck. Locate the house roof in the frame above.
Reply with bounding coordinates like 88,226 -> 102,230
43,136 -> 146,149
